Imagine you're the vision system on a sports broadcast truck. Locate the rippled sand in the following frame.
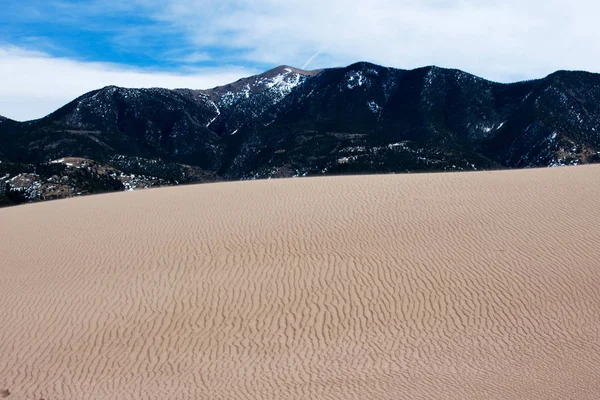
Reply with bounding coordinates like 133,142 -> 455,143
1,166 -> 600,399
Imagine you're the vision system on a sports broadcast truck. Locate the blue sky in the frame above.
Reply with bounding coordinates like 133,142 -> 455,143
1,0 -> 600,121
0,1 -> 251,70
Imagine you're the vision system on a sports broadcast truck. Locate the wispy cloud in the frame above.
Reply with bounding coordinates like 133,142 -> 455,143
302,50 -> 323,70
167,51 -> 213,64
6,0 -> 600,81
0,46 -> 256,121
144,0 -> 600,81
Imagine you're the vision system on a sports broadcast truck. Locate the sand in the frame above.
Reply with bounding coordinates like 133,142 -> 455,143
1,165 -> 600,399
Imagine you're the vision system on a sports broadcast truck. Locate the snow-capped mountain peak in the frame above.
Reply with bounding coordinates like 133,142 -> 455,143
177,65 -> 321,134
206,65 -> 320,108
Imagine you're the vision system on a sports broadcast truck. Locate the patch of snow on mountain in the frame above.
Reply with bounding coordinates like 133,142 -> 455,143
219,92 -> 237,107
242,84 -> 251,99
346,71 -> 365,90
424,68 -> 436,87
265,69 -> 304,101
206,100 -> 220,127
387,142 -> 407,149
337,156 -> 358,164
367,101 -> 382,114
216,69 -> 307,109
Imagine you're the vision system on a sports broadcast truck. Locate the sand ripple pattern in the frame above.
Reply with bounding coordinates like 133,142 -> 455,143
1,166 -> 600,399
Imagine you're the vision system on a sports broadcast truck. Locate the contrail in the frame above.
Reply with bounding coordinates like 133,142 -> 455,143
302,50 -> 321,69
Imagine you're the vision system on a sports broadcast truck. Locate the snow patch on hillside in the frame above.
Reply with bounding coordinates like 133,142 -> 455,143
346,71 -> 365,89
367,101 -> 382,114
206,101 -> 220,127
217,69 -> 307,109
264,69 -> 304,101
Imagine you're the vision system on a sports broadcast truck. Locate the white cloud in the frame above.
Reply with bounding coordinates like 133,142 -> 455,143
147,0 -> 600,82
176,52 -> 213,64
0,47 -> 256,121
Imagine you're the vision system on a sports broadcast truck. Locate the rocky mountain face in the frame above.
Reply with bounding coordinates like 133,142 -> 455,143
0,66 -> 316,167
216,63 -> 600,178
178,65 -> 321,136
1,62 -> 599,205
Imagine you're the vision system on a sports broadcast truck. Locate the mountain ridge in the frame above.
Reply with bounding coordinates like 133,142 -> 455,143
2,62 -> 600,205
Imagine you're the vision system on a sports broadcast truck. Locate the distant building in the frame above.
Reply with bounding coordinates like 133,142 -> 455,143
0,180 -> 7,193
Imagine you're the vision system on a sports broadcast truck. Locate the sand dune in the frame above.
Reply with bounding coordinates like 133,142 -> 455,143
1,166 -> 600,399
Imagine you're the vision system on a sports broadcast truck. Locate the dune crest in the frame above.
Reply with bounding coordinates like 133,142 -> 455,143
1,166 -> 600,399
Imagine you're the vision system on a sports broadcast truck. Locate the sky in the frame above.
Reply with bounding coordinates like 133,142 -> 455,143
1,0 -> 600,121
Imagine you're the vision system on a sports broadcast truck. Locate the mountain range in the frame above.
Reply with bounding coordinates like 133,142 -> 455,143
2,62 -> 600,205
